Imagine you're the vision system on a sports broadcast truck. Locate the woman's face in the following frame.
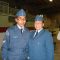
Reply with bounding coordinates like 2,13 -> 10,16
34,21 -> 44,30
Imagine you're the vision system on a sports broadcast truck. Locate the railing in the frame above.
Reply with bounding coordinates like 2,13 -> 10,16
0,1 -> 9,14
0,1 -> 19,16
9,7 -> 19,16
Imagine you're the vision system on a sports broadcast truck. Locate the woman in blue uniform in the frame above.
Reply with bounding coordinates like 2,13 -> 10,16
2,9 -> 30,60
28,15 -> 54,60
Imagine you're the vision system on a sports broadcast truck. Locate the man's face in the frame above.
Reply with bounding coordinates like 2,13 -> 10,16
15,16 -> 26,27
34,21 -> 44,30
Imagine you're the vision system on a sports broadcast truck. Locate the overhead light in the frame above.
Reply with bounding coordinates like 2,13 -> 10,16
49,0 -> 53,2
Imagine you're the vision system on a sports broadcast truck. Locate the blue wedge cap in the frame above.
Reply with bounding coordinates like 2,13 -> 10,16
16,9 -> 26,16
35,15 -> 44,21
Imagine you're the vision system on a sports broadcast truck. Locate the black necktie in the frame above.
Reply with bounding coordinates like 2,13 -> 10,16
34,31 -> 38,38
21,29 -> 23,34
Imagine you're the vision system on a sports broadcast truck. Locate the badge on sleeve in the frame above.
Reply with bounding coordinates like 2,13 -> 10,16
3,30 -> 9,44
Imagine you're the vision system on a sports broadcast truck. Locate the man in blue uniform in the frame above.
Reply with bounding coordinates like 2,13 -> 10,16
2,9 -> 30,60
28,15 -> 54,60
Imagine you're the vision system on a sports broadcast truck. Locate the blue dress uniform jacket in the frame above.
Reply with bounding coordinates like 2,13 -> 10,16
29,29 -> 54,60
2,25 -> 30,60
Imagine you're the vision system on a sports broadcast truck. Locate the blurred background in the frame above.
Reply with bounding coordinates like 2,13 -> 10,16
0,0 -> 60,60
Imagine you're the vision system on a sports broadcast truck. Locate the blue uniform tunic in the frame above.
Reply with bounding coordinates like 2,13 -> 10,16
29,29 -> 54,60
2,25 -> 30,60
